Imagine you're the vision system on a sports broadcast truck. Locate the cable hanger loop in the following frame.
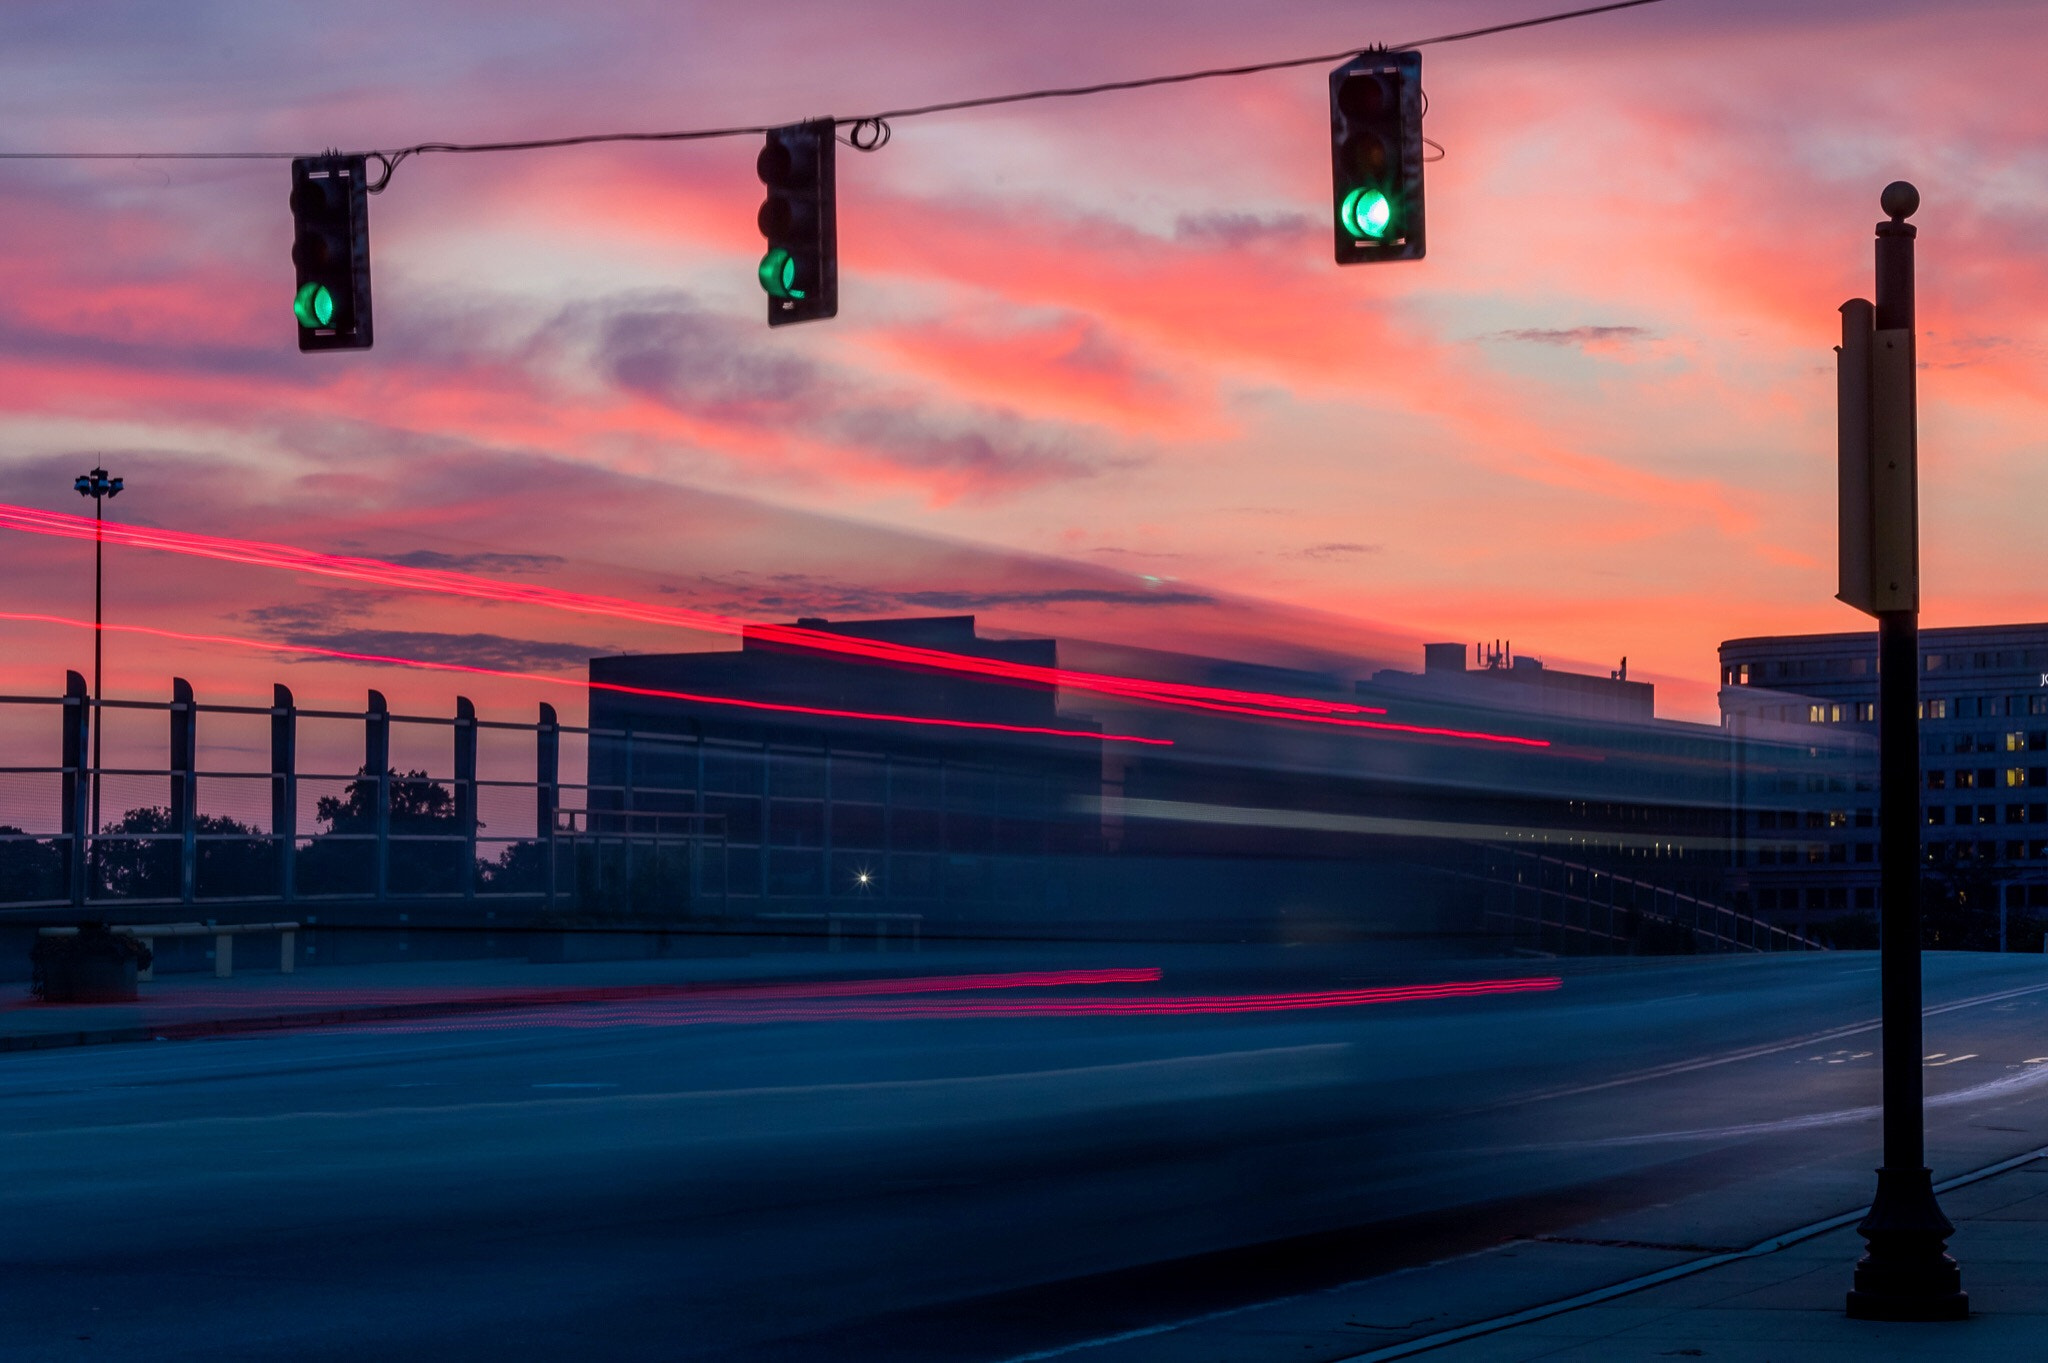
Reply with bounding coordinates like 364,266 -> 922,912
840,118 -> 892,152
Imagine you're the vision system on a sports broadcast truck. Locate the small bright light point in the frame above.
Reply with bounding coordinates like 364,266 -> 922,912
757,248 -> 804,300
1341,188 -> 1392,241
293,282 -> 334,328
856,871 -> 872,885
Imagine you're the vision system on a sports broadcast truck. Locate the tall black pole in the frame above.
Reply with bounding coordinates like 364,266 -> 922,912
91,492 -> 104,841
1845,181 -> 1968,1322
73,466 -> 121,851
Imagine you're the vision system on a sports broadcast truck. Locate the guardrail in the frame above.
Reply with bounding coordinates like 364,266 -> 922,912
758,911 -> 924,952
37,920 -> 299,979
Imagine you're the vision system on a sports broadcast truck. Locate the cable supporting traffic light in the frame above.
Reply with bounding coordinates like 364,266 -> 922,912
755,121 -> 838,327
1329,49 -> 1425,265
290,154 -> 373,351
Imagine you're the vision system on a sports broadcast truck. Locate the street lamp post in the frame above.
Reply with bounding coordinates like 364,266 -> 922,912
73,466 -> 123,845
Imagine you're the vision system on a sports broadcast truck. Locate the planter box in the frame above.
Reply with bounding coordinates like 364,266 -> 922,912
41,956 -> 139,1004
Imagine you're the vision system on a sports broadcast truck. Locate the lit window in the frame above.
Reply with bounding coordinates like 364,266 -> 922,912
1809,704 -> 1827,723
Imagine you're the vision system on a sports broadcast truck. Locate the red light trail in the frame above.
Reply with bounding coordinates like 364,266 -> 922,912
0,502 -> 1548,747
308,974 -> 1564,1036
0,612 -> 1171,746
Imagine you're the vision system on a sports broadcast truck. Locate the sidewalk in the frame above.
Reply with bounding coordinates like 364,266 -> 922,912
1025,1152 -> 2048,1363
0,944 -> 1009,1051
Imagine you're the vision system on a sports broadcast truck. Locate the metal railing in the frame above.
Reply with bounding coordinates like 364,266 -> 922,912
0,671 -> 726,923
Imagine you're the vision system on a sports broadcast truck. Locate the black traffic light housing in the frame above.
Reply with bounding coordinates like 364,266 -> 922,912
1329,50 -> 1425,265
756,120 -> 837,327
290,154 -> 373,351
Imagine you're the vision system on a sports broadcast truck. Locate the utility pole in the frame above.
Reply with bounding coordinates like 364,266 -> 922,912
72,466 -> 123,847
1837,182 -> 1968,1322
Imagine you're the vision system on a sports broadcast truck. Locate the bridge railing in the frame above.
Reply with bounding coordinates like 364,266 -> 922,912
0,672 -> 726,923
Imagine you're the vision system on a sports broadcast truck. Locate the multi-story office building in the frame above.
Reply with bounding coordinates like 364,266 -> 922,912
1719,622 -> 2048,936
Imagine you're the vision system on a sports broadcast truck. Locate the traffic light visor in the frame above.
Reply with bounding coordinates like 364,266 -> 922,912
294,281 -> 335,328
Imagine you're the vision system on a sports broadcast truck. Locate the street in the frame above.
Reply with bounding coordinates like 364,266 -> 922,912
4,950 -> 2046,1361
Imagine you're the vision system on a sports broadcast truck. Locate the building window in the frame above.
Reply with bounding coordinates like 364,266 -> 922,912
1928,807 -> 1946,825
1954,770 -> 1974,789
1856,808 -> 1874,827
1922,699 -> 1949,720
1828,810 -> 1848,827
1807,844 -> 1826,864
1925,654 -> 1946,672
1928,770 -> 1947,789
1856,702 -> 1877,722
2032,696 -> 2048,716
2010,804 -> 2031,825
1808,704 -> 1827,724
1855,842 -> 1875,862
1856,887 -> 1875,909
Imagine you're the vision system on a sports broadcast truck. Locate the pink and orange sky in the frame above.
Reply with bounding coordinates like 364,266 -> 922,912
1,0 -> 2044,726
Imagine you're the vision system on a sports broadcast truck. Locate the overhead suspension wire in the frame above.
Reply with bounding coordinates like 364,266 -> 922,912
0,0 -> 1666,189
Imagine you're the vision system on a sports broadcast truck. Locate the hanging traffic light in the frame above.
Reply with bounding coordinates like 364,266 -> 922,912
1329,50 -> 1425,265
290,154 -> 373,351
755,120 -> 837,327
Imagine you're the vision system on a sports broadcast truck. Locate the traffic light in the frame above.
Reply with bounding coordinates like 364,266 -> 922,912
755,120 -> 837,327
1329,50 -> 1425,265
290,154 -> 373,351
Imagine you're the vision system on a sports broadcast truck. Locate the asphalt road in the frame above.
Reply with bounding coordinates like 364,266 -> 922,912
5,949 -> 2047,1362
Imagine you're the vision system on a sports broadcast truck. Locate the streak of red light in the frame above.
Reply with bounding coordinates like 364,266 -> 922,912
0,503 -> 1545,747
0,612 -> 1170,746
319,976 -> 1565,1036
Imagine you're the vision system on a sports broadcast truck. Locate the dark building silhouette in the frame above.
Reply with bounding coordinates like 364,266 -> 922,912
585,617 -> 1101,924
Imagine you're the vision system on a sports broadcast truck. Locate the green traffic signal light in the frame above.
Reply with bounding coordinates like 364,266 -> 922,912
1340,187 -> 1392,241
293,281 -> 335,328
757,247 -> 805,300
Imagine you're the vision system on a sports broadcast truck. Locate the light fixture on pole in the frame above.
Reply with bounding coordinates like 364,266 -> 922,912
73,466 -> 123,845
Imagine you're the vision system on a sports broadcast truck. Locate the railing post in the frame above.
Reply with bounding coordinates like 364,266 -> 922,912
271,684 -> 297,903
454,696 -> 478,901
61,670 -> 89,906
366,690 -> 390,903
536,703 -> 559,912
170,677 -> 197,904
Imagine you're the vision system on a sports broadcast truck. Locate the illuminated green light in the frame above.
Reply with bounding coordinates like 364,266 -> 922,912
293,281 -> 334,328
1341,188 -> 1393,241
757,248 -> 805,300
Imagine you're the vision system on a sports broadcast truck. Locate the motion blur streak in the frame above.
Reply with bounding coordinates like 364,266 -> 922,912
333,976 -> 1566,1036
0,503 -> 1436,727
0,611 -> 1171,746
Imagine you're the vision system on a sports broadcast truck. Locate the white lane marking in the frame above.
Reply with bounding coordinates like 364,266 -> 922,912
532,1082 -> 618,1089
1926,1054 -> 1978,1068
1467,978 -> 2048,1114
1518,1055 -> 2048,1151
0,1043 -> 1351,1140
